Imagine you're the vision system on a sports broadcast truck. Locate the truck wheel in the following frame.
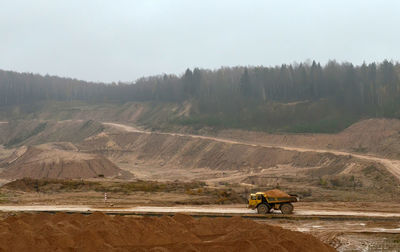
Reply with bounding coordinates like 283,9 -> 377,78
280,203 -> 294,214
257,204 -> 270,214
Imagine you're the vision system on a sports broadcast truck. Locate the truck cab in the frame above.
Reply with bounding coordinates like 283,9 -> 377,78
248,193 -> 265,208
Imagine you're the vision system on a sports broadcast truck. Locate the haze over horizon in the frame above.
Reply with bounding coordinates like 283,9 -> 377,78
1,0 -> 399,82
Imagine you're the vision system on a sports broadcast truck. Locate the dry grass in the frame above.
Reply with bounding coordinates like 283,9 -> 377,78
1,178 -> 244,205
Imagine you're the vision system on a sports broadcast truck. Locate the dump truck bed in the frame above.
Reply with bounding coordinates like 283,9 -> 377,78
264,195 -> 298,203
263,189 -> 299,203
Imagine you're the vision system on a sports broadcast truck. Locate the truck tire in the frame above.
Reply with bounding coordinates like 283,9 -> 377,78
257,204 -> 270,214
280,203 -> 294,214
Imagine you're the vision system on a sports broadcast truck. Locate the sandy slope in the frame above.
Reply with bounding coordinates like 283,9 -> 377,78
218,119 -> 400,159
0,144 -> 128,179
0,212 -> 334,252
103,122 -> 400,180
0,120 -> 104,147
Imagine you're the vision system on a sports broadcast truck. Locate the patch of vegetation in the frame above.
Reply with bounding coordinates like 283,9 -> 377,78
352,144 -> 368,153
5,122 -> 47,147
170,100 -> 361,133
185,187 -> 243,204
1,178 -> 244,204
284,116 -> 357,133
2,178 -> 99,192
317,175 -> 363,189
362,165 -> 378,176
0,192 -> 8,203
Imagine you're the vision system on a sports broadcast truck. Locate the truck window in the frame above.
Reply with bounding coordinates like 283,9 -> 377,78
256,195 -> 262,200
251,195 -> 256,200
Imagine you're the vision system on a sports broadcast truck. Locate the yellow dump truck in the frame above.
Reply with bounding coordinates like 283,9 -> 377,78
247,189 -> 299,214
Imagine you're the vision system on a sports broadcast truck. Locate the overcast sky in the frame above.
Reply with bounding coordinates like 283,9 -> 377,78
1,0 -> 399,82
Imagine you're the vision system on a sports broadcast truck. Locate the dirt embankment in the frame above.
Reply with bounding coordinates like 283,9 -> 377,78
81,130 -> 395,186
0,120 -> 104,147
0,144 -> 129,180
81,131 -> 351,172
216,118 -> 400,159
0,212 -> 335,252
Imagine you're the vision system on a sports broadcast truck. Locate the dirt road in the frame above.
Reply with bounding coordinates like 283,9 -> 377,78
103,122 -> 146,134
103,122 -> 400,180
2,205 -> 400,218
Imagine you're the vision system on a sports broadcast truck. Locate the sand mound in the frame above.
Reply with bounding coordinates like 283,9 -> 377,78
341,118 -> 400,135
0,145 -> 128,179
0,212 -> 334,252
264,189 -> 290,197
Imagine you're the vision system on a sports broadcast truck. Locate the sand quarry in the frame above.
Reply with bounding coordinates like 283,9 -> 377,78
1,119 -> 400,251
0,212 -> 334,252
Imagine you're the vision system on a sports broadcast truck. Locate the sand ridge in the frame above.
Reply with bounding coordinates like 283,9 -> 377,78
0,212 -> 335,252
102,121 -> 400,181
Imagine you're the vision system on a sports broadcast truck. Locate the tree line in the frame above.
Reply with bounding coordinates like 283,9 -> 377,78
0,60 -> 399,131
